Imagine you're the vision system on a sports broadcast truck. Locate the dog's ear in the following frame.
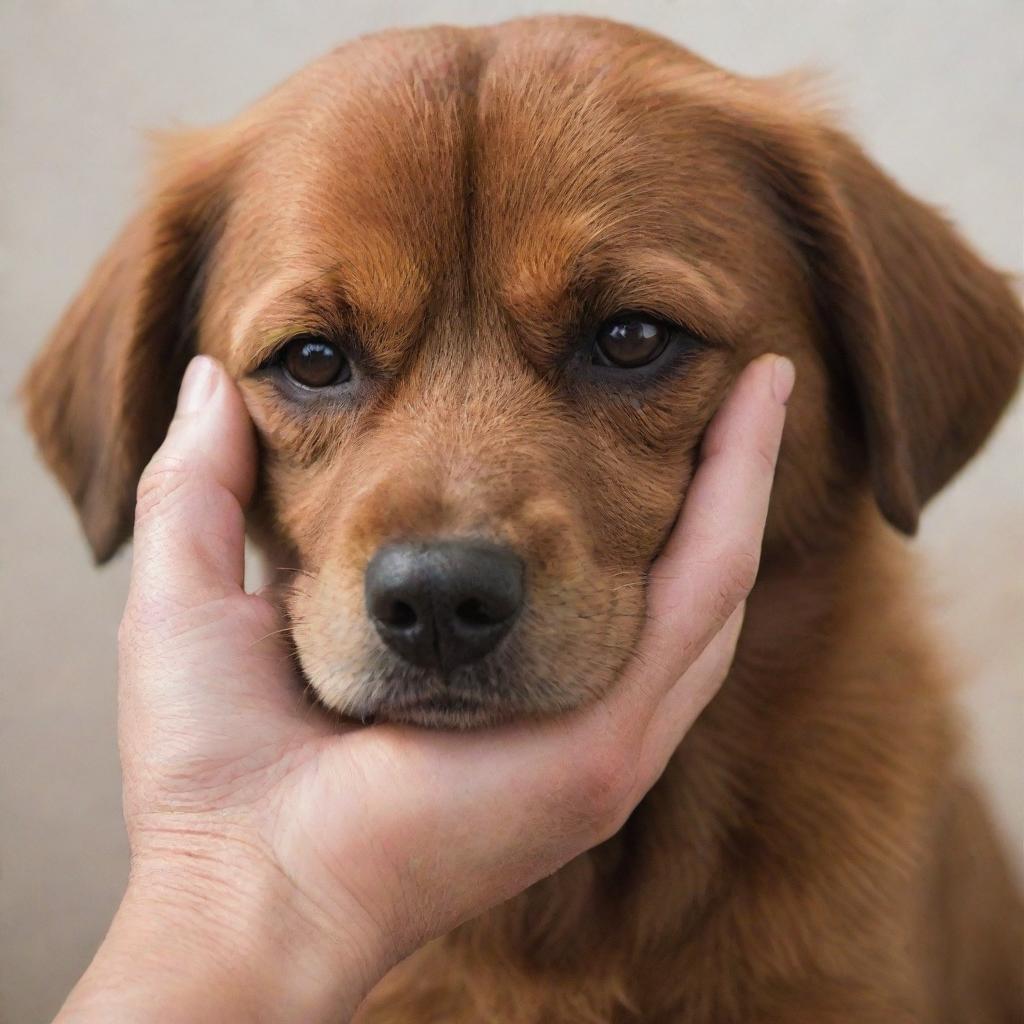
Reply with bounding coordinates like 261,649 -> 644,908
22,131 -> 238,562
760,116 -> 1023,534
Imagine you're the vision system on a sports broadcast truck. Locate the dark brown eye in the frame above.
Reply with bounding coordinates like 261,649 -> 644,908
593,315 -> 673,368
281,335 -> 350,388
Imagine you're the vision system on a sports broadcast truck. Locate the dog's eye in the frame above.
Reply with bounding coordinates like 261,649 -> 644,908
280,335 -> 350,388
593,315 -> 673,368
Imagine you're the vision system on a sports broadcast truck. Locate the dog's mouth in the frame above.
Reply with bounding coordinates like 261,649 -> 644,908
335,676 -> 527,729
310,642 -> 573,730
368,692 -> 514,728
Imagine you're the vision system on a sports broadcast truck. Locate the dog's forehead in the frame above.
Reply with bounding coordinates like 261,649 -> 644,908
249,23 -> 733,234
218,20 -> 757,365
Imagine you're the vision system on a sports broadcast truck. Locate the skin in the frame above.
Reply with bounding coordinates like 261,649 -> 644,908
54,352 -> 791,1023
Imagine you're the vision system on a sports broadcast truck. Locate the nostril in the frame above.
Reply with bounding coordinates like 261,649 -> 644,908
365,540 -> 524,671
456,597 -> 500,628
383,599 -> 418,630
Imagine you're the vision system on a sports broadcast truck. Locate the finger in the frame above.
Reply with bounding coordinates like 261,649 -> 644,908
629,602 -> 745,804
128,357 -> 257,614
630,353 -> 792,688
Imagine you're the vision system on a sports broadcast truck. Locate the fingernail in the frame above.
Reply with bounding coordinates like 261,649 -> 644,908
177,356 -> 218,415
771,356 -> 795,405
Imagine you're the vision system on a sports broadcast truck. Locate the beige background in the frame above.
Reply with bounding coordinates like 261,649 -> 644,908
1,2 -> 1021,1021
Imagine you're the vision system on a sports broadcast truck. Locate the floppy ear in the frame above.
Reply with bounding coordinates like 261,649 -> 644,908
761,118 -> 1023,534
22,132 -> 237,562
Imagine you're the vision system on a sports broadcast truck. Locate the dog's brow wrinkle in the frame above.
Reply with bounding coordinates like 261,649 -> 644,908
457,42 -> 489,309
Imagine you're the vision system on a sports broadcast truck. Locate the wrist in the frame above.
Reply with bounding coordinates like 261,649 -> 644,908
56,842 -> 390,1023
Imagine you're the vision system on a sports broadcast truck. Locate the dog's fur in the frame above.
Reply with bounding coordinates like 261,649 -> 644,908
23,17 -> 1023,1023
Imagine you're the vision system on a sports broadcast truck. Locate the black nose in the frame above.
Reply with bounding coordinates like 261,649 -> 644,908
365,540 -> 524,672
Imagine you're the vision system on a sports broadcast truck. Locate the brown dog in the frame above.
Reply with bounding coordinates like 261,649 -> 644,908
23,16 -> 1023,1023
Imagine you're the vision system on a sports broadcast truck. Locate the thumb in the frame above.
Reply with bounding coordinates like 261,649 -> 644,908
128,356 -> 256,615
119,357 -> 312,742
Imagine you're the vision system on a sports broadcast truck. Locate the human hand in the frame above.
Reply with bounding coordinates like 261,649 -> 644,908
56,352 -> 791,1023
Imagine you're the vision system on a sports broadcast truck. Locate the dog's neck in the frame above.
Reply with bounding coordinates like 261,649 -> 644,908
420,511 -> 947,1006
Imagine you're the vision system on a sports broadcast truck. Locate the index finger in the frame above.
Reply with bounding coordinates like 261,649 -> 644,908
623,353 -> 793,689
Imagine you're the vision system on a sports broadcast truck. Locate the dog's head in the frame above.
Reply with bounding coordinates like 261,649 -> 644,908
24,17 -> 1023,726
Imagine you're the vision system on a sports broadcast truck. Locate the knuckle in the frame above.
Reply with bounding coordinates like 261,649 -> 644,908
752,437 -> 780,479
135,456 -> 191,526
573,746 -> 633,838
719,545 -> 761,604
228,593 -> 282,642
120,588 -> 171,648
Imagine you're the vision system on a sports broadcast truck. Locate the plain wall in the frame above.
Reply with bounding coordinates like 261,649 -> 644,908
1,2 -> 1021,1021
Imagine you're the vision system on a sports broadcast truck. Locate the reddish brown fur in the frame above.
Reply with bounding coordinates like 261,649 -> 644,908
22,17 -> 1023,1022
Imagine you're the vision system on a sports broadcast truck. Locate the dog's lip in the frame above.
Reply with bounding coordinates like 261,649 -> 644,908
358,690 -> 515,726
382,692 -> 498,716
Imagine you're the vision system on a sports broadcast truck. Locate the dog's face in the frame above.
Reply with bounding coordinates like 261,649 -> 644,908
209,23 -> 806,725
24,18 -> 1023,726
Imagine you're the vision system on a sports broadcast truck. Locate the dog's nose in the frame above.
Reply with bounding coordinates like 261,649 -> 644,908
365,540 -> 524,673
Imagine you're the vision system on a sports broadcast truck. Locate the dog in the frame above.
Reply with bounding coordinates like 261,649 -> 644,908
23,16 -> 1023,1023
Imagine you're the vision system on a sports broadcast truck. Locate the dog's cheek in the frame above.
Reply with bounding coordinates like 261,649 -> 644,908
284,558 -> 379,714
242,393 -> 366,569
498,483 -> 653,706
572,373 -> 719,571
582,441 -> 697,571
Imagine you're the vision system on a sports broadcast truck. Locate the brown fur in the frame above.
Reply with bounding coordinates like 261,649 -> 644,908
22,17 -> 1023,1022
